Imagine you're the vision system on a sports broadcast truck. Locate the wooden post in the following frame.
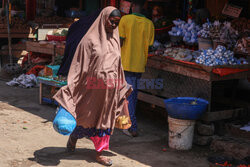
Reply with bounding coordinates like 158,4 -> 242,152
207,81 -> 212,113
52,44 -> 56,65
39,82 -> 43,104
0,55 -> 2,71
28,52 -> 31,64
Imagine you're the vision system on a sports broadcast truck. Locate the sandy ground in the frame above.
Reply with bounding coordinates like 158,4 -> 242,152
0,80 -> 211,167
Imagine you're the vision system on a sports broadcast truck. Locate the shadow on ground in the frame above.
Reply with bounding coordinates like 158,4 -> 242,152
0,80 -> 56,122
0,80 -> 210,167
28,147 -> 116,166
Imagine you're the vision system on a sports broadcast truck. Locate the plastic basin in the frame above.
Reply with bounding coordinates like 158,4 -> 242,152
164,97 -> 208,120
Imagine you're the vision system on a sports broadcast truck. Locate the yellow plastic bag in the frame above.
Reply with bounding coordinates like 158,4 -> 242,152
115,99 -> 132,129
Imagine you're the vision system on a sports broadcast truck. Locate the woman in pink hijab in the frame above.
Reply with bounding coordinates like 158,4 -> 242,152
53,7 -> 132,166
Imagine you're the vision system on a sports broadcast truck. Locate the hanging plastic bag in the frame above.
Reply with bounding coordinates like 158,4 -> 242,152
53,106 -> 76,135
115,99 -> 132,129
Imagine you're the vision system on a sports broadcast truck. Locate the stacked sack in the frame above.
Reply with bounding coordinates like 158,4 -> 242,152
209,21 -> 221,39
168,19 -> 186,36
219,22 -> 239,49
168,19 -> 201,44
235,37 -> 250,54
198,20 -> 239,49
198,21 -> 212,39
195,45 -> 248,66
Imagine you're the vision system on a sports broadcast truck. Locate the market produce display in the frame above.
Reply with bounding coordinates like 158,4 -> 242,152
164,47 -> 200,62
231,17 -> 250,33
47,29 -> 68,36
198,20 -> 240,49
151,40 -> 166,56
235,37 -> 250,54
195,45 -> 248,66
217,22 -> 238,49
209,21 -> 220,39
168,19 -> 201,44
168,19 -> 185,36
198,21 -> 212,39
46,28 -> 68,41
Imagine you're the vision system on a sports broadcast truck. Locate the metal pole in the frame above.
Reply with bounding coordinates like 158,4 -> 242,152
6,0 -> 12,64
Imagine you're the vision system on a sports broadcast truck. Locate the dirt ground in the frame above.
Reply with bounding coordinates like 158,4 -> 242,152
0,80 -> 211,167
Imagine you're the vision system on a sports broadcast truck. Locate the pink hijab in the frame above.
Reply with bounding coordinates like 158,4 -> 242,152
53,7 -> 132,132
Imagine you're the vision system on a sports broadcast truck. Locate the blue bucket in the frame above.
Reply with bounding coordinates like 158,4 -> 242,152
164,97 -> 208,120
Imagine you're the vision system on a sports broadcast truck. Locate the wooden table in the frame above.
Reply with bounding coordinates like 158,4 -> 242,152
37,77 -> 66,105
138,55 -> 250,122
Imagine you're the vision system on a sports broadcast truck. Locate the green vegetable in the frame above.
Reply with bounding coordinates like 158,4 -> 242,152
61,29 -> 68,36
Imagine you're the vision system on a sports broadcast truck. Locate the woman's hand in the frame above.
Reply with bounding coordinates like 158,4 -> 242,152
125,85 -> 133,98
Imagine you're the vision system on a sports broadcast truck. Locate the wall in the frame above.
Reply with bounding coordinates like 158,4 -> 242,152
206,0 -> 228,17
83,0 -> 100,14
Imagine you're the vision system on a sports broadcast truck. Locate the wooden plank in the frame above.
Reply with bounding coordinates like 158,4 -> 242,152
201,108 -> 243,122
140,66 -> 212,102
150,56 -> 250,71
211,71 -> 250,81
214,97 -> 250,108
1,43 -> 26,50
0,50 -> 28,58
147,58 -> 211,81
26,41 -> 54,55
0,33 -> 36,38
138,91 -> 244,122
138,91 -> 165,108
147,56 -> 250,82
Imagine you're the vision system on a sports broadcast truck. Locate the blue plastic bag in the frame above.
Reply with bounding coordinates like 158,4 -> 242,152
53,106 -> 77,136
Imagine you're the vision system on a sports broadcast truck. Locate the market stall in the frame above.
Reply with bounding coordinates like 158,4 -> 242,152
137,1 -> 250,122
1,0 -> 114,103
0,0 -> 75,72
3,0 -> 249,122
138,54 -> 250,122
